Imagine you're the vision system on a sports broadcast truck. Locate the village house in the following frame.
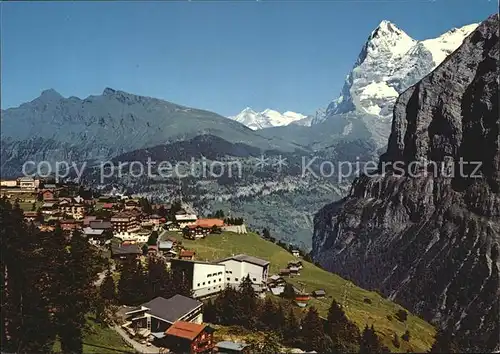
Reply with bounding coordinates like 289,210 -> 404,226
114,230 -> 150,244
23,211 -> 40,222
162,321 -> 215,354
18,176 -> 39,190
41,202 -> 59,215
111,212 -> 140,233
215,341 -> 250,354
175,213 -> 198,229
83,227 -> 106,245
217,254 -> 270,293
291,249 -> 301,257
288,260 -> 303,269
89,220 -> 113,231
123,295 -> 203,337
41,189 -> 55,201
59,219 -> 82,231
312,289 -> 326,298
180,250 -> 196,261
83,216 -> 97,227
0,179 -> 18,188
58,200 -> 87,219
170,259 -> 226,299
124,199 -> 140,210
110,243 -> 142,261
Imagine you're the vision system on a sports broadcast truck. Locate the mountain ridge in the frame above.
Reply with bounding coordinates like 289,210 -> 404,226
229,107 -> 311,130
312,14 -> 499,352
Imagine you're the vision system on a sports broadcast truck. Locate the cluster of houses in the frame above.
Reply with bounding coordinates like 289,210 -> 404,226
117,253 -> 272,353
119,294 -> 251,353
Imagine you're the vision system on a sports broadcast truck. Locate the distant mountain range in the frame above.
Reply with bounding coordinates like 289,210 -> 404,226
257,20 -> 478,150
0,88 -> 305,177
229,107 -> 311,130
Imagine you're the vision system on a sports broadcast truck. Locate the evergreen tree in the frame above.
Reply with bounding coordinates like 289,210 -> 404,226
259,297 -> 277,330
325,299 -> 360,352
100,269 -> 116,302
402,330 -> 411,342
283,307 -> 301,347
56,230 -> 101,354
171,268 -> 193,298
359,325 -> 385,354
301,307 -> 325,352
429,327 -> 459,353
238,275 -> 258,327
262,228 -> 271,239
248,332 -> 282,354
392,332 -> 401,349
147,230 -> 159,245
214,286 -> 242,325
117,259 -> 147,305
282,282 -> 296,300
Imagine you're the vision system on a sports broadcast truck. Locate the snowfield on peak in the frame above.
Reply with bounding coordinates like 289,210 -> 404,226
308,20 -> 478,148
229,107 -> 310,130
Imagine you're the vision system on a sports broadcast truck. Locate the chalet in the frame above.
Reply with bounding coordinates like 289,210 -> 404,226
312,289 -> 326,298
23,211 -> 40,222
218,254 -> 270,293
291,249 -> 300,257
58,201 -> 86,220
165,221 -> 181,231
111,212 -> 140,233
83,227 -> 106,245
123,295 -> 203,336
180,250 -> 196,261
215,341 -> 250,354
158,240 -> 174,252
124,199 -> 140,210
83,216 -> 97,227
184,225 -> 209,239
59,219 -> 82,231
279,269 -> 291,277
269,286 -> 285,296
295,293 -> 310,308
41,202 -> 59,215
170,259 -> 226,299
148,214 -> 164,226
288,266 -> 300,275
102,203 -> 115,210
0,179 -> 17,187
18,176 -> 38,190
110,243 -> 141,261
148,245 -> 159,256
162,321 -> 215,354
175,214 -> 198,228
114,230 -> 150,244
41,189 -> 55,201
89,220 -> 113,231
288,260 -> 303,269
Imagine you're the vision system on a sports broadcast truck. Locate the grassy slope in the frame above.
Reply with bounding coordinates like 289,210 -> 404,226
53,317 -> 134,354
169,231 -> 435,352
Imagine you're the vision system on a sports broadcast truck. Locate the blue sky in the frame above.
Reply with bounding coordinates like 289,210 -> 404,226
1,0 -> 495,116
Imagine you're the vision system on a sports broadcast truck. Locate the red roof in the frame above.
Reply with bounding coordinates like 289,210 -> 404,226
103,203 -> 114,209
180,250 -> 195,257
165,321 -> 207,341
196,219 -> 224,228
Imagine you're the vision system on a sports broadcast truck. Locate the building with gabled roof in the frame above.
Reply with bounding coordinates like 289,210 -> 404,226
124,295 -> 203,335
163,321 -> 215,354
217,254 -> 270,292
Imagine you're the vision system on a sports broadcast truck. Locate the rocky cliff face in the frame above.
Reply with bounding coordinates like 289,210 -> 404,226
312,15 -> 499,352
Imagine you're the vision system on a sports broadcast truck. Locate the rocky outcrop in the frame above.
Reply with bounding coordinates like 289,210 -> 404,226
312,15 -> 499,352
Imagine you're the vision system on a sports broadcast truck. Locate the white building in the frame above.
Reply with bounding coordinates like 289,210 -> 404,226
218,254 -> 270,292
175,214 -> 198,228
170,259 -> 226,299
114,230 -> 150,243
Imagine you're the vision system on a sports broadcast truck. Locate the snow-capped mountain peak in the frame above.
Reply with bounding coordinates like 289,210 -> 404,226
319,20 -> 478,125
229,108 -> 309,130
